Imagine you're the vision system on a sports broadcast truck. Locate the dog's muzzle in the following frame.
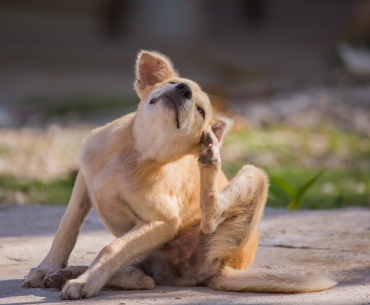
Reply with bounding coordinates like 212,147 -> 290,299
148,83 -> 193,129
161,83 -> 193,129
162,83 -> 192,108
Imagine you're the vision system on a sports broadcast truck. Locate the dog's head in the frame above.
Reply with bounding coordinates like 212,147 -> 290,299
133,50 -> 231,162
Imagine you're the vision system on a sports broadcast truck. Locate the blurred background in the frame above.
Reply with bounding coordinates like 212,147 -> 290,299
0,0 -> 369,208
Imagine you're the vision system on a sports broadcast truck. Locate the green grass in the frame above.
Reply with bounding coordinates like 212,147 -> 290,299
1,168 -> 369,209
2,167 -> 368,208
0,121 -> 369,209
221,126 -> 370,209
267,168 -> 370,209
223,162 -> 370,209
0,175 -> 75,205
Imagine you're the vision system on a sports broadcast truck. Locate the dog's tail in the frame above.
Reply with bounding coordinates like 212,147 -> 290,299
207,266 -> 337,293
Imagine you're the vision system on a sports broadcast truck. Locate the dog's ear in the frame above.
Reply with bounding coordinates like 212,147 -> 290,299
134,50 -> 178,98
211,115 -> 233,145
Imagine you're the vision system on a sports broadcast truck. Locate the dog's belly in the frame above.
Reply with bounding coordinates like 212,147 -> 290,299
136,225 -> 221,286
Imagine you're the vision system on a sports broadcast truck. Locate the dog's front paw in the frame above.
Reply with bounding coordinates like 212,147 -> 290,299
60,278 -> 99,300
198,129 -> 221,167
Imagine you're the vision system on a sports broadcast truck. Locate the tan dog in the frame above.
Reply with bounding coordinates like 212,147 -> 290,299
23,51 -> 336,299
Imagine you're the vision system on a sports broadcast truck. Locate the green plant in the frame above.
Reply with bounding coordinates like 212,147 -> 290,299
269,170 -> 325,209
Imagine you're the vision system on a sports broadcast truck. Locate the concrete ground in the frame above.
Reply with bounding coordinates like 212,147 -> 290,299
0,205 -> 369,305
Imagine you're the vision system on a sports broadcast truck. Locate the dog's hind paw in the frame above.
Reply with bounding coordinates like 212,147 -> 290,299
23,264 -> 63,288
198,129 -> 221,167
44,266 -> 88,289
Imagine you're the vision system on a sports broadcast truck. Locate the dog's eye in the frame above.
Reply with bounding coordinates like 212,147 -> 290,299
169,82 -> 176,84
197,107 -> 205,118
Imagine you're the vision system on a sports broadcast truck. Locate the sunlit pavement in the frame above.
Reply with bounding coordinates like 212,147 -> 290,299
0,205 -> 369,305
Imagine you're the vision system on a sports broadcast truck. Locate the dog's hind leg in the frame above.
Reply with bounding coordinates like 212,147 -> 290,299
45,265 -> 154,291
198,122 -> 268,270
199,131 -> 336,292
198,124 -> 268,241
199,155 -> 268,267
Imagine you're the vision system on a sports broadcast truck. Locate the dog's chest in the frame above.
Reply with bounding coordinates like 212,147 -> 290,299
88,183 -> 135,236
83,145 -> 201,235
88,170 -> 181,235
86,167 -> 146,236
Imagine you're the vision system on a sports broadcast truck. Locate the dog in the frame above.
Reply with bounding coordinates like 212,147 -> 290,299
23,51 -> 336,299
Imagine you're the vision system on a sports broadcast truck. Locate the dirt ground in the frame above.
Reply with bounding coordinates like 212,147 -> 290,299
0,205 -> 369,305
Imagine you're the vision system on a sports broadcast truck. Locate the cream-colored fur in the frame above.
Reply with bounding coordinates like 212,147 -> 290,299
23,50 -> 336,299
207,266 -> 337,293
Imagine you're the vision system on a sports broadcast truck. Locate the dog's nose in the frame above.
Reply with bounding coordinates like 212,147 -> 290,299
176,83 -> 192,100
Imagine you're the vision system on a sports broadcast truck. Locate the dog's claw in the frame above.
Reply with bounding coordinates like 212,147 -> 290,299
80,291 -> 86,299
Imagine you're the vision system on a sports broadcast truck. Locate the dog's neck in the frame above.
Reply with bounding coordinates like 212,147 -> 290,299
133,113 -> 199,163
129,153 -> 195,189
